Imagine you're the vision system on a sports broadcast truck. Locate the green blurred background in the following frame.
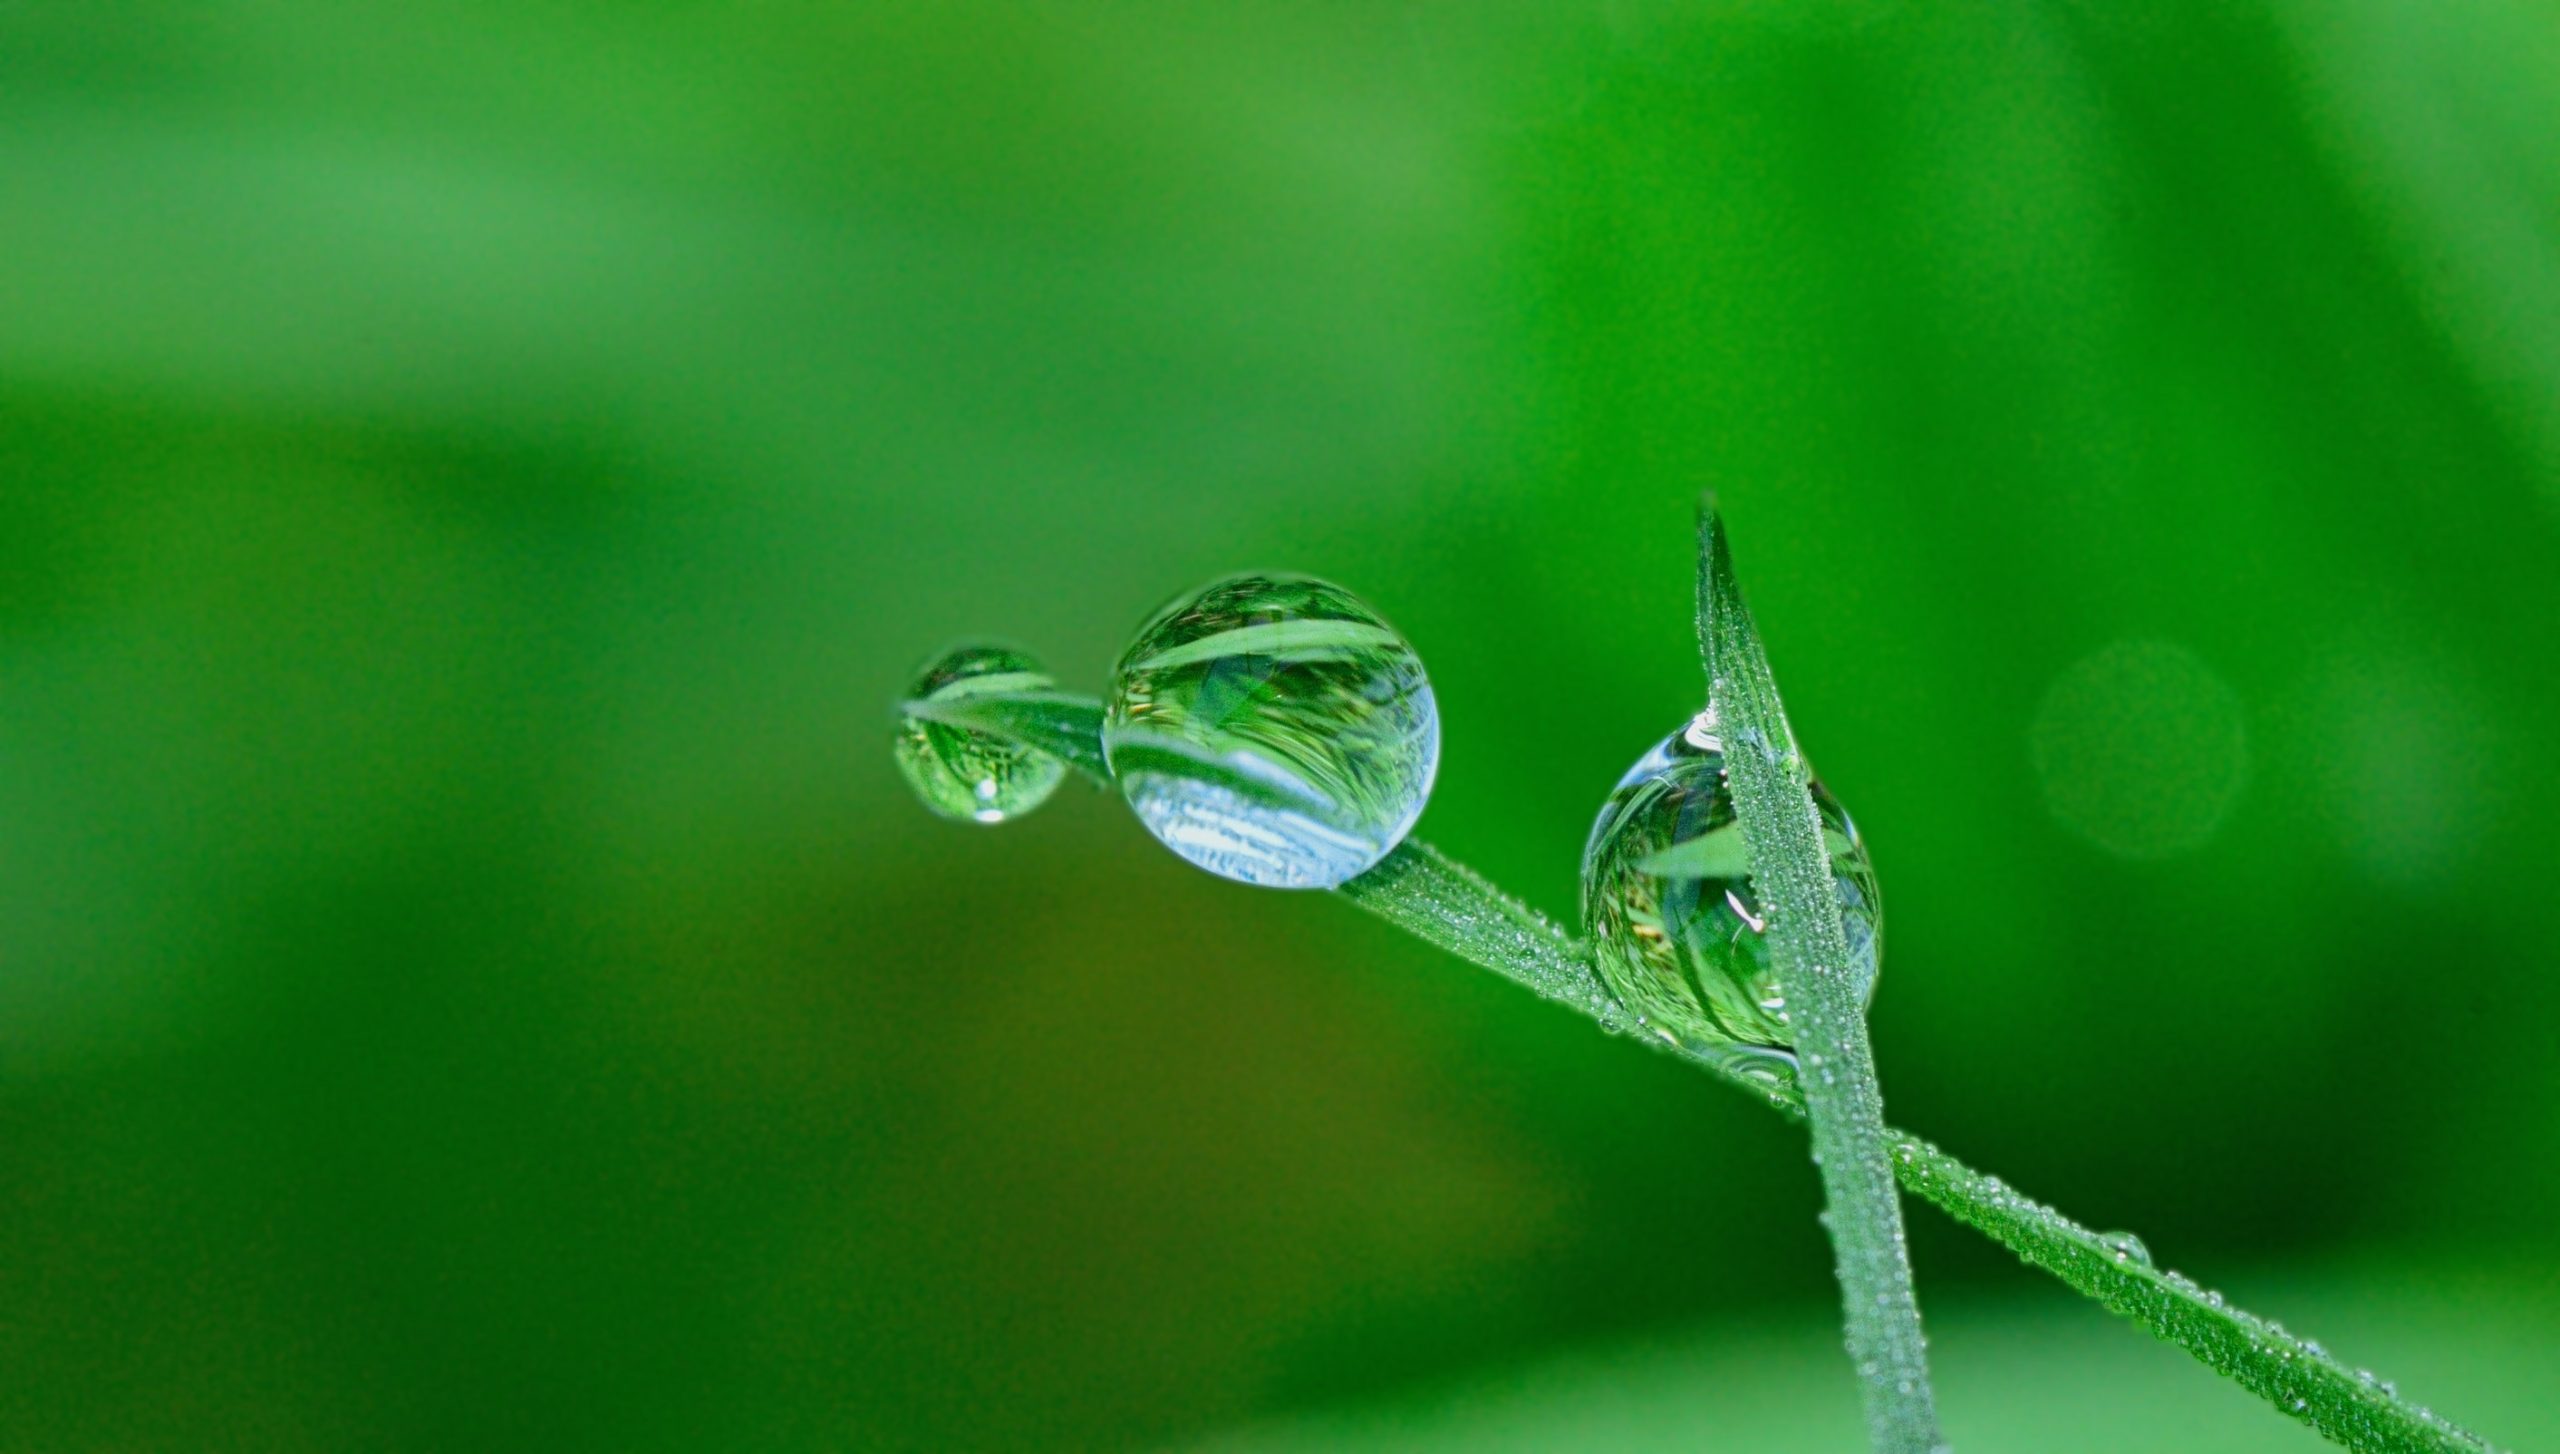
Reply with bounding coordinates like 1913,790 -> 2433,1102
5,2 -> 2557,1449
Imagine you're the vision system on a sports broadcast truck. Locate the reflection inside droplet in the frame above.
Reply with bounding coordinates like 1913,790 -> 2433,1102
1104,573 -> 1439,889
1581,709 -> 1882,1090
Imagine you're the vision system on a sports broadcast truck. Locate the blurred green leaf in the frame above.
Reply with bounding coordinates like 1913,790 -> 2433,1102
4,1 -> 2556,1450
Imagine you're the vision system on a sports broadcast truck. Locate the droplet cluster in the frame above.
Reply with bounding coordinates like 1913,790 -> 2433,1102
895,574 -> 1438,891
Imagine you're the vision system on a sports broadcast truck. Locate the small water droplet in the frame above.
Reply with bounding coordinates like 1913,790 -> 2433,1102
893,643 -> 1068,824
2099,1231 -> 2152,1266
1104,573 -> 1438,888
1579,709 -> 1882,1084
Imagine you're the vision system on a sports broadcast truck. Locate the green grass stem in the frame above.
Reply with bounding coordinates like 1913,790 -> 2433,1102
1693,502 -> 1944,1452
900,686 -> 2501,1454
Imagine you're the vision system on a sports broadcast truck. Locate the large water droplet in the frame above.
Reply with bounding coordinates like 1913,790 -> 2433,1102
893,643 -> 1068,824
2100,1231 -> 2152,1266
1104,573 -> 1439,889
1580,708 -> 1881,1087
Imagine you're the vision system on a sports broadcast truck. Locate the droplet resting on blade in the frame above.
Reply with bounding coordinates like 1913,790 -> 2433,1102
893,643 -> 1069,824
1581,707 -> 1882,1088
1105,572 -> 1439,889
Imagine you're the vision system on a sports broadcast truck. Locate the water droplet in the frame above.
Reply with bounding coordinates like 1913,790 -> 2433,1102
2100,1231 -> 2152,1266
1104,573 -> 1439,889
893,643 -> 1068,824
1580,709 -> 1881,1087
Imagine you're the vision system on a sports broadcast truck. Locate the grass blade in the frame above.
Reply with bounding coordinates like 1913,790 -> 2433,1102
1693,502 -> 1945,1453
902,691 -> 2505,1453
898,689 -> 1108,778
